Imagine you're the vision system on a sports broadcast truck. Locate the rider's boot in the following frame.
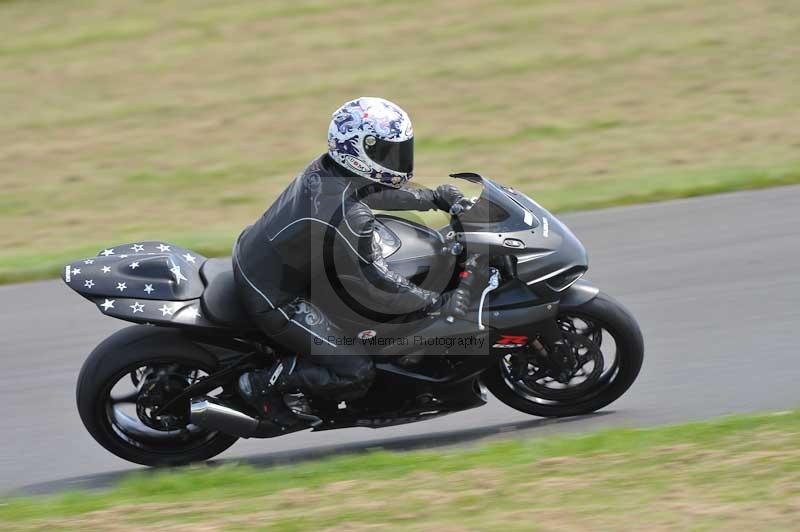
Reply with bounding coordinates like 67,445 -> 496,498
237,359 -> 306,427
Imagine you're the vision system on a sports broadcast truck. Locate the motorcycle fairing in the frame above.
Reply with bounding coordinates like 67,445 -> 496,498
94,296 -> 210,327
451,173 -> 588,291
63,241 -> 205,301
62,241 -> 219,328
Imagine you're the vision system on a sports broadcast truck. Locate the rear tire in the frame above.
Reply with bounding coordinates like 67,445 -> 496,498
483,292 -> 644,417
76,326 -> 238,467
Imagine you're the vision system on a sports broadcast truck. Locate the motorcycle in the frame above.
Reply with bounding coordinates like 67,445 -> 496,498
63,172 -> 644,467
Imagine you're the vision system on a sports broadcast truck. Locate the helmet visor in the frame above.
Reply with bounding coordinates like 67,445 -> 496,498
364,137 -> 414,174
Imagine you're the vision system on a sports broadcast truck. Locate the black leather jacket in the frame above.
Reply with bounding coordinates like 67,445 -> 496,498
236,154 -> 451,324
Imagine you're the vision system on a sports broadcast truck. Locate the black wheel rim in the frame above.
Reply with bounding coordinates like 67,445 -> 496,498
102,358 -> 226,455
500,313 -> 621,407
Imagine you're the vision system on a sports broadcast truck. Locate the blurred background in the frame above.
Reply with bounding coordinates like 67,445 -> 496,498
3,3 -> 800,526
1,0 -> 798,283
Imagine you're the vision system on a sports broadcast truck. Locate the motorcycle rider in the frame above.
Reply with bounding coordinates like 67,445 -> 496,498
233,97 -> 473,426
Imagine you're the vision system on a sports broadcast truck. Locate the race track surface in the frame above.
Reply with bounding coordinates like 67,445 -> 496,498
2,186 -> 799,494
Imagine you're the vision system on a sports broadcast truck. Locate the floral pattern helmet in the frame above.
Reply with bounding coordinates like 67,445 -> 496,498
328,97 -> 414,186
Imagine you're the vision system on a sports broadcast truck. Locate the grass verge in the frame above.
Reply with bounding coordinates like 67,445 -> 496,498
3,410 -> 800,530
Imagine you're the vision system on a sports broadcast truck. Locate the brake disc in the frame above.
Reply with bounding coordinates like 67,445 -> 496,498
519,332 -> 604,401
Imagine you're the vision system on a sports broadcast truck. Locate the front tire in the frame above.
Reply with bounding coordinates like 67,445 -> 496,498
483,291 -> 644,417
76,326 -> 239,467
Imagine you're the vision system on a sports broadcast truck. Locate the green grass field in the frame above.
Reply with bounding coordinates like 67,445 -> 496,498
2,0 -> 799,283
3,410 -> 800,530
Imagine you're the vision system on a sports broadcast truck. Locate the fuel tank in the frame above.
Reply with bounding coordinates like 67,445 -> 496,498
375,215 -> 457,292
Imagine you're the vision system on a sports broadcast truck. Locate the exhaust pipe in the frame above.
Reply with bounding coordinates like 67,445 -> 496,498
190,397 -> 259,438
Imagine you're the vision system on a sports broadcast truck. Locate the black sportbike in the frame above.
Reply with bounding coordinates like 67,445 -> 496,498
64,173 -> 643,467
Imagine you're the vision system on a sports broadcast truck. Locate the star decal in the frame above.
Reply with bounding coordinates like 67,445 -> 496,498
101,249 -> 115,257
143,284 -> 155,294
116,282 -> 127,292
101,266 -> 111,274
84,279 -> 95,288
170,265 -> 188,285
119,254 -> 129,259
184,307 -> 201,319
158,304 -> 175,316
129,261 -> 140,270
182,253 -> 197,264
84,259 -> 95,265
130,244 -> 145,252
130,302 -> 145,313
72,268 -> 81,275
157,244 -> 171,252
100,299 -> 115,311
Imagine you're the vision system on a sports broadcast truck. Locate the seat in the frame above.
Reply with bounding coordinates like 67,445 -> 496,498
200,257 -> 256,330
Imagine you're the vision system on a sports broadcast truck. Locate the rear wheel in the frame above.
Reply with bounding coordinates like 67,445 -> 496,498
76,326 -> 239,467
483,292 -> 644,417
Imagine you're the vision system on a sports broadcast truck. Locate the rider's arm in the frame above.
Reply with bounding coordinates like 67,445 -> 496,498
345,204 -> 438,314
359,183 -> 436,211
360,183 -> 462,212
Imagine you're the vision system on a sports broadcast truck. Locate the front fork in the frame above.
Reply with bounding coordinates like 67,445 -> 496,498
500,313 -> 577,384
472,263 -> 575,381
530,316 -> 578,382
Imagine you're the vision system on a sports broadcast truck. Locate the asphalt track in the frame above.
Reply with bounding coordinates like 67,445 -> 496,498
2,186 -> 799,495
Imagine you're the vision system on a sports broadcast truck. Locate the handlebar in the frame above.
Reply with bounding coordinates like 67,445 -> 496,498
449,197 -> 478,216
449,204 -> 464,216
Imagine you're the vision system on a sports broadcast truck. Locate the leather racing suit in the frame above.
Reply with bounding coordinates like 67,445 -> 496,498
233,154 -> 458,400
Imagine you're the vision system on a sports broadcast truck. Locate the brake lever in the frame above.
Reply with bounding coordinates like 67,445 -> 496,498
477,268 -> 500,331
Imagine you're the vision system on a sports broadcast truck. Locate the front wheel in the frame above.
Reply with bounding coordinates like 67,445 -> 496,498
483,291 -> 644,418
76,326 -> 239,467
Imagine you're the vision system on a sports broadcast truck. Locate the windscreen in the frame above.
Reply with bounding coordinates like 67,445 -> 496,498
452,174 -> 539,230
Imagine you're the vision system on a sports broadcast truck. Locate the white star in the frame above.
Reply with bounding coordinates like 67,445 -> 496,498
72,268 -> 81,275
129,261 -> 140,270
100,299 -> 115,311
116,282 -> 127,292
101,249 -> 115,257
84,279 -> 95,288
182,253 -> 197,264
84,259 -> 94,265
157,244 -> 171,252
130,244 -> 145,252
170,265 -> 188,285
101,266 -> 111,274
119,254 -> 129,259
184,307 -> 201,319
130,302 -> 145,313
158,304 -> 175,316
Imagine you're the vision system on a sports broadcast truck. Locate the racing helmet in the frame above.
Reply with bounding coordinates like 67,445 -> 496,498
327,97 -> 414,186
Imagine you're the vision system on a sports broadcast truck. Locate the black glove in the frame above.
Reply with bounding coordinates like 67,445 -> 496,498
437,286 -> 471,320
426,255 -> 486,320
434,184 -> 464,212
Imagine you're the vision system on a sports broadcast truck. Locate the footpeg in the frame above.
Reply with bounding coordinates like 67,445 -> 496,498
284,393 -> 322,427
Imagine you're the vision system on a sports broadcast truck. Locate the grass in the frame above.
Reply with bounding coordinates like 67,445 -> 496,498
2,410 -> 800,530
1,0 -> 800,284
